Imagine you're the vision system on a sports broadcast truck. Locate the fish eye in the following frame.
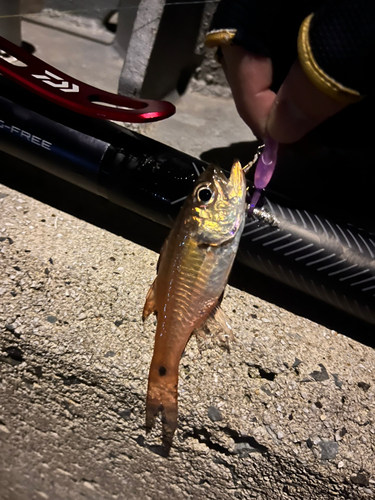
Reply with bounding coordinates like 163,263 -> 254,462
196,185 -> 214,204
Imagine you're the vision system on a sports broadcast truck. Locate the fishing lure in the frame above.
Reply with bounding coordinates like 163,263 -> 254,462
246,137 -> 279,215
143,160 -> 247,451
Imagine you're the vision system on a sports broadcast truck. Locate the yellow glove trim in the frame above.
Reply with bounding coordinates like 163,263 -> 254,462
204,29 -> 236,48
298,14 -> 362,104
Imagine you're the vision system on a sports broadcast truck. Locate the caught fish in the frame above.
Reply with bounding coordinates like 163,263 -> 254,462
143,160 -> 247,451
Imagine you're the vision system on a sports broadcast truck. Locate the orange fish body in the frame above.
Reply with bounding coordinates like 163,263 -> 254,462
143,161 -> 247,449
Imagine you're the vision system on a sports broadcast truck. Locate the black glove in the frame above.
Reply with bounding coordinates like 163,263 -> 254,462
206,0 -> 375,102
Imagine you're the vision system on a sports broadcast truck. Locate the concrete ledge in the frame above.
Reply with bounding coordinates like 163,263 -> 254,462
1,14 -> 374,500
1,183 -> 374,499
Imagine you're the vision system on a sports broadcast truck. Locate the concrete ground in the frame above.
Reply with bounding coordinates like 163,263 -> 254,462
1,13 -> 375,500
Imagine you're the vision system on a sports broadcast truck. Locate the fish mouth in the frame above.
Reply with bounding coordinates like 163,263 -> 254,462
228,160 -> 246,199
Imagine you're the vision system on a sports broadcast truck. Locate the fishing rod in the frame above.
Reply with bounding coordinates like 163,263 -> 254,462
0,38 -> 374,325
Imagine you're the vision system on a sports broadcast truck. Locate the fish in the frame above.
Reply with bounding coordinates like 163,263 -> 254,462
142,160 -> 247,451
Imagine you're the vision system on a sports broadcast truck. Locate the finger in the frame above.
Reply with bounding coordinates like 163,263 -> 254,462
221,45 -> 276,140
267,60 -> 348,144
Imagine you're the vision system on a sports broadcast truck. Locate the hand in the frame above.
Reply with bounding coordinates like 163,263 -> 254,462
221,45 -> 275,140
222,45 -> 347,144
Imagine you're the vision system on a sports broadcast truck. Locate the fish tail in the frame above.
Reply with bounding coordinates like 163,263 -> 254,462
146,364 -> 179,450
146,396 -> 178,451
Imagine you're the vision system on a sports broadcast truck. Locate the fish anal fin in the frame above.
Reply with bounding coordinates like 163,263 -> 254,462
211,304 -> 234,350
142,279 -> 157,321
194,322 -> 210,340
195,303 -> 234,351
212,304 -> 233,336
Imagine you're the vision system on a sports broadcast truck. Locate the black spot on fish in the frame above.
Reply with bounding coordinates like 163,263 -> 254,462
159,366 -> 167,376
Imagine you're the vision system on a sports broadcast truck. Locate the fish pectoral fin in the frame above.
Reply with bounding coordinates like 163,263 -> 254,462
142,279 -> 157,321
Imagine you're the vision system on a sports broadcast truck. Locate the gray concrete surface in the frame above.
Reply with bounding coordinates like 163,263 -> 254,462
43,0 -> 115,20
1,179 -> 375,500
1,12 -> 375,500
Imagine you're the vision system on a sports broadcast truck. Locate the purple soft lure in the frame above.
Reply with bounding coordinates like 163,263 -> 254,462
248,137 -> 278,215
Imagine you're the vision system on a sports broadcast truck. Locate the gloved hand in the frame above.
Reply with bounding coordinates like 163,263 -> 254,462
205,0 -> 375,143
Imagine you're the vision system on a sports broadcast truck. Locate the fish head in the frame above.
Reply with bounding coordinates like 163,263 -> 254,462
188,160 -> 247,246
